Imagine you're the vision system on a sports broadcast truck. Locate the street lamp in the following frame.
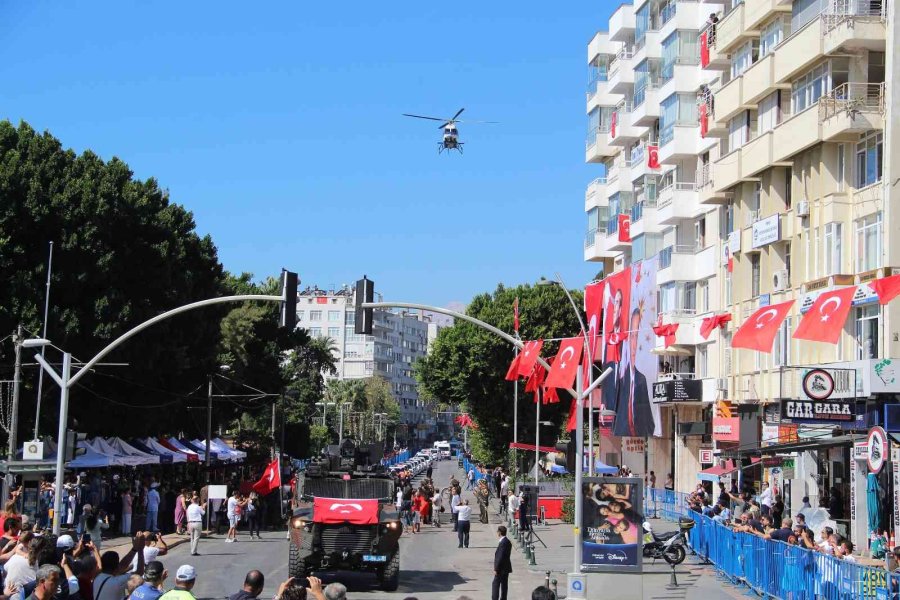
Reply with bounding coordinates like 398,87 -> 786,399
22,339 -> 51,349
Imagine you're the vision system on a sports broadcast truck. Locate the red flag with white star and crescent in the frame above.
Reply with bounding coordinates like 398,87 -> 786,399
252,458 -> 281,496
731,300 -> 794,353
545,337 -> 584,390
516,340 -> 544,378
793,287 -> 856,344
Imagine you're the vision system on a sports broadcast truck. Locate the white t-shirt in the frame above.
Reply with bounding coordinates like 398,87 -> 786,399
227,497 -> 239,518
508,495 -> 520,513
453,504 -> 472,522
93,573 -> 130,600
186,504 -> 205,522
3,554 -> 35,589
395,490 -> 403,508
129,546 -> 160,572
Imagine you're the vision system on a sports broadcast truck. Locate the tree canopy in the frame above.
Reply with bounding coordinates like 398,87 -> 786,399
415,283 -> 583,463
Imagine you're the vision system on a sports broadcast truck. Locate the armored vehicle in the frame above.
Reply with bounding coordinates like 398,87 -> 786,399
289,439 -> 401,591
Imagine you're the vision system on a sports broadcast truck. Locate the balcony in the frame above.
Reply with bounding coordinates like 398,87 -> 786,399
585,127 -> 617,162
773,19 -> 824,84
742,54 -> 785,105
631,85 -> 661,126
609,103 -> 642,146
659,124 -> 699,164
744,0 -> 792,31
819,83 -> 885,142
585,78 -> 618,113
608,49 -> 635,94
713,76 -> 743,126
659,61 -> 702,99
700,23 -> 731,71
585,177 -> 608,211
657,182 -> 701,224
632,31 -> 661,65
822,3 -> 887,54
588,31 -> 617,64
698,94 -> 727,138
584,227 -> 618,262
606,162 -> 634,197
740,131 -> 777,178
697,164 -> 733,205
605,215 -> 633,251
657,244 -> 705,284
609,4 -> 637,42
713,148 -> 742,192
772,106 -> 821,163
715,3 -> 760,54
659,0 -> 702,38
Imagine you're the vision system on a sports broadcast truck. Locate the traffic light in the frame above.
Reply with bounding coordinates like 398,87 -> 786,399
555,439 -> 576,473
354,276 -> 374,335
280,269 -> 299,329
64,430 -> 87,462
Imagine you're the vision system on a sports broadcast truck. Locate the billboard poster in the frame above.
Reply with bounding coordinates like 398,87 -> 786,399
600,259 -> 661,437
581,477 -> 644,573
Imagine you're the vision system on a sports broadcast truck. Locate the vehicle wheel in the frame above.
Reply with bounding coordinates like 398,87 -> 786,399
663,544 -> 686,566
288,543 -> 308,578
380,551 -> 400,591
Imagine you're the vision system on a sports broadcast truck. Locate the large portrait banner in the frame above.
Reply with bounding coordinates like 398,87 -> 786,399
581,477 -> 644,573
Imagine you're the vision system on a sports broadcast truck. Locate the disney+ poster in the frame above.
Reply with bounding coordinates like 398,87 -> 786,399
581,477 -> 644,572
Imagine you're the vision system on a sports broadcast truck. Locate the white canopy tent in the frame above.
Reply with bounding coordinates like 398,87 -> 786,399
140,438 -> 188,463
86,437 -> 146,467
213,438 -> 247,460
106,437 -> 160,465
68,441 -> 128,468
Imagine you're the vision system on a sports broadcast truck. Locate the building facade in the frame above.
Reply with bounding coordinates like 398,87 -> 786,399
296,286 -> 448,440
586,0 -> 899,549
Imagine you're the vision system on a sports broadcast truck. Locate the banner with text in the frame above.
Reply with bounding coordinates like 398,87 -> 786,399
581,477 -> 643,573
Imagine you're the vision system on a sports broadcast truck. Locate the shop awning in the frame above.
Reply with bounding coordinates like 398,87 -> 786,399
754,434 -> 862,456
698,460 -> 737,482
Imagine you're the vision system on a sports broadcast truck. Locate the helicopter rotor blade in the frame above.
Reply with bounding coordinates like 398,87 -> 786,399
453,120 -> 499,124
402,113 -> 447,122
451,107 -> 465,121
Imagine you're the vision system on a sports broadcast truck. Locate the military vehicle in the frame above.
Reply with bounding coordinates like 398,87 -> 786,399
289,439 -> 402,591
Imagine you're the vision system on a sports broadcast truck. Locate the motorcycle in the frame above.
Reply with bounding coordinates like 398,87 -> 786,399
641,518 -> 693,565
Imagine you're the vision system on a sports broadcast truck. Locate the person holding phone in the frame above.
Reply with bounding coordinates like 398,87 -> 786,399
272,577 -> 326,600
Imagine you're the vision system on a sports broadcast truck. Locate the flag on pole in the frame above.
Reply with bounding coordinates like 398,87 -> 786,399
504,353 -> 521,381
513,297 -> 520,333
252,458 -> 281,496
516,340 -> 544,377
546,337 -> 584,390
731,300 -> 794,353
793,287 -> 856,344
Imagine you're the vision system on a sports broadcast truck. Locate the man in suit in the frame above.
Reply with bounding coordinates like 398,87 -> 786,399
492,525 -> 513,600
613,308 -> 655,437
600,288 -> 625,414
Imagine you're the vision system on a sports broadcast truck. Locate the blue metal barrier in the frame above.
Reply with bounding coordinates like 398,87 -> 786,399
381,449 -> 410,466
461,456 -> 489,486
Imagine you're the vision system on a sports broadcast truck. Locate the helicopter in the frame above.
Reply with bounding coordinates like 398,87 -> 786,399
402,108 -> 496,154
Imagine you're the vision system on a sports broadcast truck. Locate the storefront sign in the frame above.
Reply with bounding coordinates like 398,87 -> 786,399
780,398 -> 855,423
867,426 -> 887,473
893,460 -> 900,547
652,379 -> 703,403
780,425 -> 798,444
782,458 -> 795,479
712,417 -> 740,441
761,424 -> 779,446
854,441 -> 869,461
850,460 -> 857,523
699,448 -> 714,465
581,477 -> 643,573
622,437 -> 645,453
751,214 -> 780,248
800,367 -> 855,400
802,369 -> 835,400
728,230 -> 741,254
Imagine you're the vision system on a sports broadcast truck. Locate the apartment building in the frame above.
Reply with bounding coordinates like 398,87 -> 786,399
585,0 -> 726,490
587,0 -> 900,549
295,286 -> 442,440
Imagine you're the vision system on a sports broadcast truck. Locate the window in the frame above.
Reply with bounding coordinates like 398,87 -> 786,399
309,310 -> 322,321
785,242 -> 792,284
792,0 -> 826,31
855,212 -> 882,272
661,31 -> 700,81
757,91 -> 780,135
759,17 -> 787,57
328,311 -> 341,322
297,310 -> 304,322
731,40 -> 759,78
785,167 -> 792,208
750,254 -> 761,297
791,62 -> 828,113
728,112 -> 749,152
855,305 -> 880,359
327,327 -> 340,339
823,223 -> 842,275
725,271 -> 733,305
699,280 -> 709,313
773,317 -> 792,367
345,312 -> 355,325
697,345 -> 708,378
855,132 -> 883,188
309,327 -> 322,338
836,144 -> 846,192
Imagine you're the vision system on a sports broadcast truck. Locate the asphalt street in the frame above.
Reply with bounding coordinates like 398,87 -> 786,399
154,459 -> 546,600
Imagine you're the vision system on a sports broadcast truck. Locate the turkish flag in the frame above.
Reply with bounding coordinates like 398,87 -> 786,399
504,353 -> 521,381
871,274 -> 900,305
316,297 -> 328,304
793,287 -> 857,344
618,214 -> 631,242
700,31 -> 710,68
647,145 -> 660,169
700,313 -> 731,340
252,458 -> 281,496
313,497 -> 379,525
544,386 -> 560,404
546,337 -> 584,390
525,362 -> 547,396
731,300 -> 794,353
652,323 -> 679,347
611,111 -> 617,138
565,397 -> 578,432
606,332 -> 628,362
513,297 -> 520,332
517,340 -> 544,377
699,103 -> 708,138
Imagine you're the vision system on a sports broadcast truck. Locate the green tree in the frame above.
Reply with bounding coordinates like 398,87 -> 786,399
415,283 -> 583,464
324,377 -> 400,444
0,120 -> 226,436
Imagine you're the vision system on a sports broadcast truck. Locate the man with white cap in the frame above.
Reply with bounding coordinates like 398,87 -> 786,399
160,565 -> 197,600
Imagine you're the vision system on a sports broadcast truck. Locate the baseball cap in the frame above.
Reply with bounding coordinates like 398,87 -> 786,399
144,561 -> 165,581
56,535 -> 75,550
175,565 -> 197,582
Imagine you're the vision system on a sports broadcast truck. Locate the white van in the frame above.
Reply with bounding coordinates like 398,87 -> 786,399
434,441 -> 451,460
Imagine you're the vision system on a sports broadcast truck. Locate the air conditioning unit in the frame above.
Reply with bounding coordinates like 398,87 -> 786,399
796,200 -> 810,217
773,269 -> 790,291
716,378 -> 728,391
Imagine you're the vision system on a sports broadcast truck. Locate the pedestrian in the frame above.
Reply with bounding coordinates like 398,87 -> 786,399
130,531 -> 168,572
82,506 -> 110,550
498,476 -> 509,516
225,490 -> 247,543
649,471 -> 656,489
492,525 -> 512,600
246,492 -> 261,539
174,489 -> 188,535
518,492 -> 530,532
322,582 -> 347,600
493,468 -> 502,498
452,500 -> 472,548
431,490 -> 443,528
466,468 -> 475,491
186,495 -> 204,556
145,485 -> 160,533
229,570 -> 264,600
94,536 -> 147,600
450,487 -> 461,532
664,474 -> 674,491
507,491 -> 519,523
121,490 -> 133,536
29,564 -> 60,600
130,561 -> 167,600
159,565 -> 197,600
758,481 -> 773,516
426,463 -> 433,480
476,481 -> 489,524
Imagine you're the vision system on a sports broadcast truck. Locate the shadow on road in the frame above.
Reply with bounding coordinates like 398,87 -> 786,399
312,569 -> 469,593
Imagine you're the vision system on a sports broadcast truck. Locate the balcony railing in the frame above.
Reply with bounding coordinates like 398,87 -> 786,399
823,0 -> 887,32
696,164 -> 713,189
657,182 -> 696,207
585,125 -> 612,149
818,82 -> 885,121
659,244 -> 702,267
633,81 -> 659,108
584,227 -> 608,248
745,209 -> 760,227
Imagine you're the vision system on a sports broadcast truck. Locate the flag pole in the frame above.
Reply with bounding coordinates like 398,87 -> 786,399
513,341 -> 519,482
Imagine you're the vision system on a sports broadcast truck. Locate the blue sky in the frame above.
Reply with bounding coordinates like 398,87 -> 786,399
1,1 -> 613,308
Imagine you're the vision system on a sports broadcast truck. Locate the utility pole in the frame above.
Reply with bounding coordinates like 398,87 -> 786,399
34,241 -> 54,440
8,325 -> 23,461
205,375 -> 213,471
271,401 -> 277,459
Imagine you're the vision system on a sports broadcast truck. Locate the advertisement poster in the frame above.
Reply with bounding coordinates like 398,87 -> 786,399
600,258 -> 661,437
581,477 -> 644,573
